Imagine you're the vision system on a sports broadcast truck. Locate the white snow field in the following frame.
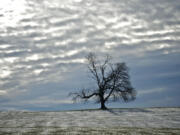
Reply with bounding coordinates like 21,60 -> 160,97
0,108 -> 180,134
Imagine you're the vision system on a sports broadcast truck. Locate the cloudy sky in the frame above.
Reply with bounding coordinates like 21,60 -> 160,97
0,0 -> 180,111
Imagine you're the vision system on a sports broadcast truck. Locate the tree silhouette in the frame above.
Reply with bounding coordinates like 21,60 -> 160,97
70,53 -> 136,110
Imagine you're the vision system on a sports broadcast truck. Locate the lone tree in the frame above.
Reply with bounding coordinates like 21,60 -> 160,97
70,53 -> 136,110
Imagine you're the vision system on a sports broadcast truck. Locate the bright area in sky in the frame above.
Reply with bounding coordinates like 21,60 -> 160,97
0,0 -> 180,111
0,0 -> 27,28
0,90 -> 7,95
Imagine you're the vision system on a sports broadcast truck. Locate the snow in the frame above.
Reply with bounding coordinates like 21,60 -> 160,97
0,108 -> 180,134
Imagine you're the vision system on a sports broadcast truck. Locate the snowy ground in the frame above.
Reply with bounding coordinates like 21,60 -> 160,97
0,108 -> 180,134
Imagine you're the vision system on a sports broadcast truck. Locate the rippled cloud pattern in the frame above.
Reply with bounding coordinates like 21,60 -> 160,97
0,0 -> 180,110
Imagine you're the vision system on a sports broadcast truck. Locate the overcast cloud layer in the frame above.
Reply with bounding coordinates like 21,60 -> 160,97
0,0 -> 180,110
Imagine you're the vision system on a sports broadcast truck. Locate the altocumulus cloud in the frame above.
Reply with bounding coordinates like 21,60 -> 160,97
0,0 -> 180,110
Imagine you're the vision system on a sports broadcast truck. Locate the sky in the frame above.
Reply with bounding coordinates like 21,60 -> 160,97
0,0 -> 180,111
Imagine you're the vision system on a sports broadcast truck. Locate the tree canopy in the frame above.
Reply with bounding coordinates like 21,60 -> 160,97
70,53 -> 136,110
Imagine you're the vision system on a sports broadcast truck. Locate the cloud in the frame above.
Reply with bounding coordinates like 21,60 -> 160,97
0,0 -> 180,110
138,88 -> 166,96
24,97 -> 73,106
0,90 -> 7,95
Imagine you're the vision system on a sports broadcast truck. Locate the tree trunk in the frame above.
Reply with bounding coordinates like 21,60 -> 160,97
99,89 -> 107,110
100,100 -> 107,110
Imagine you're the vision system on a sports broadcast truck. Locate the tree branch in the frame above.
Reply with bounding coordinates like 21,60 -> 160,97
87,53 -> 101,87
69,89 -> 99,102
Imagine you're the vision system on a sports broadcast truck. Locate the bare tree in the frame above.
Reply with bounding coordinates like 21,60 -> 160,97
70,53 -> 136,110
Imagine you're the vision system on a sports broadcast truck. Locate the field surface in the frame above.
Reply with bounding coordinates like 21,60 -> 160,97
0,108 -> 180,134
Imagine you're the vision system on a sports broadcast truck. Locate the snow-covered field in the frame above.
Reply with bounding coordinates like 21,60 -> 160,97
0,108 -> 180,134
